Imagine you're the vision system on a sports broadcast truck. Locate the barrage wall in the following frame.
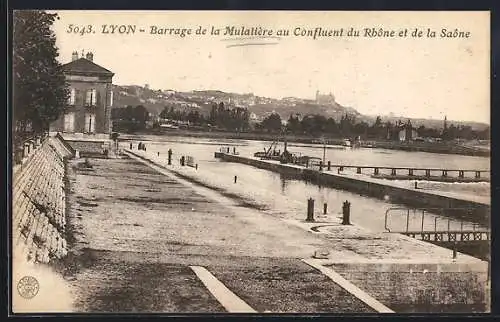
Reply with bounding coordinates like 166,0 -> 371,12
217,153 -> 490,225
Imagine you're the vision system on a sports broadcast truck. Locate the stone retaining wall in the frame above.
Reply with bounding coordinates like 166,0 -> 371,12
328,262 -> 489,312
13,136 -> 73,263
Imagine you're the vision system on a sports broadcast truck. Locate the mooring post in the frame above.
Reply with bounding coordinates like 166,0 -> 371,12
323,202 -> 328,215
306,198 -> 315,222
234,175 -> 237,183
342,200 -> 351,225
327,161 -> 331,171
168,149 -> 172,165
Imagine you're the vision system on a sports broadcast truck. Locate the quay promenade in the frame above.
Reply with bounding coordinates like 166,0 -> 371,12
11,136 -> 490,313
125,148 -> 489,313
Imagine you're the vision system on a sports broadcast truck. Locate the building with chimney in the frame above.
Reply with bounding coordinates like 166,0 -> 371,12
50,51 -> 114,136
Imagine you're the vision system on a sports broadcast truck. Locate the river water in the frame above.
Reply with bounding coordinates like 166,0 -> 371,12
120,135 -> 490,234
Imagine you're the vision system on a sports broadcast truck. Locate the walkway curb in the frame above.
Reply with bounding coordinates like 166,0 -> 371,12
190,266 -> 257,313
302,258 -> 394,313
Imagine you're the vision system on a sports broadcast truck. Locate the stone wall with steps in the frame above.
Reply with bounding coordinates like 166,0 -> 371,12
13,136 -> 73,264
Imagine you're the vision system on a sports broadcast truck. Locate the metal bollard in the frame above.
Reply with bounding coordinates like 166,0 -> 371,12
157,152 -> 160,157
306,198 -> 315,222
414,181 -> 418,189
342,200 -> 351,225
323,203 -> 328,215
168,149 -> 172,165
327,161 -> 331,171
234,175 -> 237,183
196,164 -> 198,170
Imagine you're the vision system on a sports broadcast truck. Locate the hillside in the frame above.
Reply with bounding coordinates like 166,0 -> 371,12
112,85 -> 488,130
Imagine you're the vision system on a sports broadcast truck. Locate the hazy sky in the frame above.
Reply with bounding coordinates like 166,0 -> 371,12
49,11 -> 490,123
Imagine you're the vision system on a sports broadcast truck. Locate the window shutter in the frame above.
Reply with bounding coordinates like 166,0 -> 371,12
92,89 -> 97,105
86,90 -> 91,105
69,88 -> 76,105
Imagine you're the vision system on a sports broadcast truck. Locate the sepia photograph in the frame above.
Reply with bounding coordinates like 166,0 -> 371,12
11,10 -> 491,314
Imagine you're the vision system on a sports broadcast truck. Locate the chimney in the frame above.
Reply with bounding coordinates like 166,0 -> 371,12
71,51 -> 79,61
85,52 -> 94,61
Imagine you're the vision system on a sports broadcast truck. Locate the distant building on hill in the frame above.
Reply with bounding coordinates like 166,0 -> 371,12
50,51 -> 114,135
316,90 -> 336,105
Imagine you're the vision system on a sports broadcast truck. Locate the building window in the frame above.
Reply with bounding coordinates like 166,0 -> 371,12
68,88 -> 76,105
64,112 -> 75,132
84,113 -> 96,133
85,89 -> 97,106
109,90 -> 114,107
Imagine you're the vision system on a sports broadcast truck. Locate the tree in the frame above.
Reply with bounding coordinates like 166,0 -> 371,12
261,113 -> 282,132
369,115 -> 384,139
325,117 -> 339,135
286,113 -> 301,134
13,11 -> 68,140
134,105 -> 149,129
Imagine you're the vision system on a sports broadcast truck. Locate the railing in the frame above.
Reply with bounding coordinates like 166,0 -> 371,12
384,207 -> 490,242
403,230 -> 490,242
312,163 -> 489,180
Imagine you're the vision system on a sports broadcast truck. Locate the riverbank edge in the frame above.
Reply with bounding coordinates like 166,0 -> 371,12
117,130 -> 490,157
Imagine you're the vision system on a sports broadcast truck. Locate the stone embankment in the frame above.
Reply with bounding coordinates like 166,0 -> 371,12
13,136 -> 73,264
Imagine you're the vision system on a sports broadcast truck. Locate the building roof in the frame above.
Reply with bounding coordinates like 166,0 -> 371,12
62,58 -> 114,76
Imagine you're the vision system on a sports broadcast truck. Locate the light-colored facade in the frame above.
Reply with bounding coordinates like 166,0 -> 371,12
50,51 -> 114,135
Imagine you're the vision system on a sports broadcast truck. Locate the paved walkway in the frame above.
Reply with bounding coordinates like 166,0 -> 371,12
65,155 -> 376,313
62,152 -> 487,313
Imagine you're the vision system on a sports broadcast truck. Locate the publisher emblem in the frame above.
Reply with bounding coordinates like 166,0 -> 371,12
17,276 -> 39,299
